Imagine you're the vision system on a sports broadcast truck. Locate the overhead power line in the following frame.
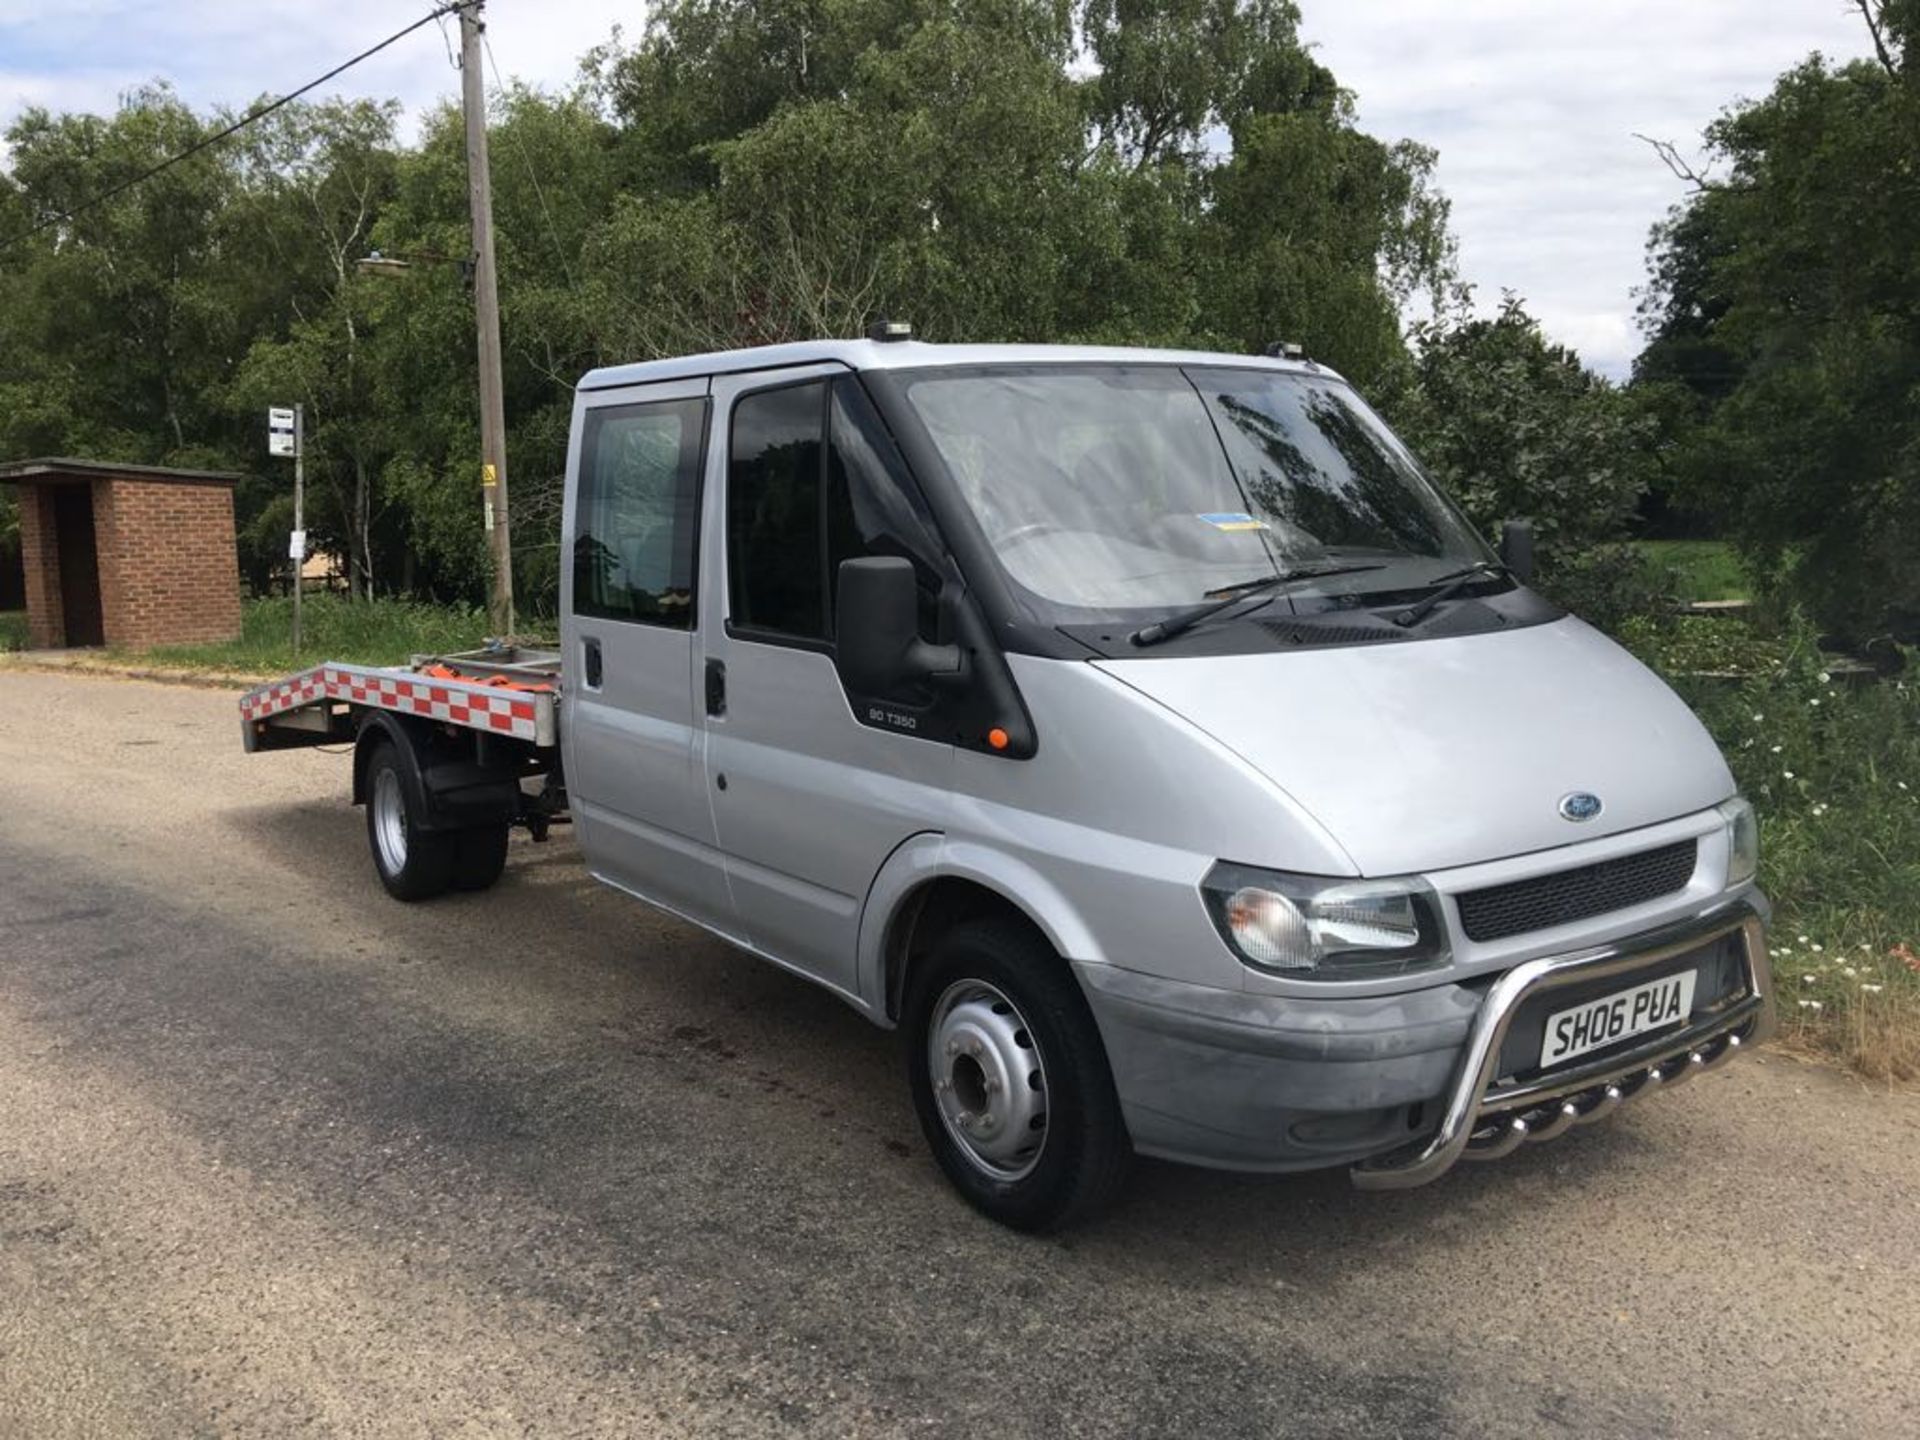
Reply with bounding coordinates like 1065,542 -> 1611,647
3,2 -> 469,254
482,32 -> 575,290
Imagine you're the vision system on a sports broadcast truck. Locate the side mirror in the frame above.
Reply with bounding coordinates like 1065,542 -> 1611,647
835,557 -> 960,693
1499,519 -> 1535,583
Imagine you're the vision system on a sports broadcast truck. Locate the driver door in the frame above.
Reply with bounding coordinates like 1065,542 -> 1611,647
697,368 -> 956,1000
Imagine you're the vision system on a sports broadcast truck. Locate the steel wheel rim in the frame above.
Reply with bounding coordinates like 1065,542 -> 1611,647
372,767 -> 409,875
927,979 -> 1049,1181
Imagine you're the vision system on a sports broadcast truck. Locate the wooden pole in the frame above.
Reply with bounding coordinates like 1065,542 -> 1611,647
292,402 -> 304,653
460,1 -> 514,638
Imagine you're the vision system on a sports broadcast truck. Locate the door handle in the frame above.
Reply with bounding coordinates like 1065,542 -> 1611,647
582,637 -> 603,689
705,658 -> 727,716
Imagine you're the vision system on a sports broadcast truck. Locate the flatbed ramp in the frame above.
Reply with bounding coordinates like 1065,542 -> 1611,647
240,651 -> 559,752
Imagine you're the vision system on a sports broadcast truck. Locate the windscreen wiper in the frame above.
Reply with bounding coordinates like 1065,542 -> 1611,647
1391,560 -> 1510,629
1130,563 -> 1387,648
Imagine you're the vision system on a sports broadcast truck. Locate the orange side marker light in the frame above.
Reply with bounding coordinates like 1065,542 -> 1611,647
988,727 -> 1010,752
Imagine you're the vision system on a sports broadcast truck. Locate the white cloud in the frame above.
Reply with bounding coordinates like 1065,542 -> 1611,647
2,1 -> 1878,376
1297,0 -> 1876,375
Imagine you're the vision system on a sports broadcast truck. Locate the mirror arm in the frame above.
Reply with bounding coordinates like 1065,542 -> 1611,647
910,639 -> 965,685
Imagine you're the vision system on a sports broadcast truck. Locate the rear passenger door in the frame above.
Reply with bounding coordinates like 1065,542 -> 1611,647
560,378 -> 731,926
699,368 -> 955,1001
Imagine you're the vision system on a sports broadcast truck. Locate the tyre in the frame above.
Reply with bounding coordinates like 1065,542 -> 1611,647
903,916 -> 1131,1231
365,740 -> 454,902
450,823 -> 510,892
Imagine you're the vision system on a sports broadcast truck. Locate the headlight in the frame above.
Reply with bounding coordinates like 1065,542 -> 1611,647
1720,796 -> 1759,887
1201,863 -> 1451,979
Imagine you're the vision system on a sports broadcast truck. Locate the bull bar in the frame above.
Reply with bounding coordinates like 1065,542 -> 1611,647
1350,897 -> 1774,1190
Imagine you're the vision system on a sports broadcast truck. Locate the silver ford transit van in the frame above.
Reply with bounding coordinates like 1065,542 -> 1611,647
562,335 -> 1773,1229
249,334 -> 1775,1231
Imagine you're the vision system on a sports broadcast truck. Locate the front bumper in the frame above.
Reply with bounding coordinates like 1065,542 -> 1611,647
1076,896 -> 1773,1184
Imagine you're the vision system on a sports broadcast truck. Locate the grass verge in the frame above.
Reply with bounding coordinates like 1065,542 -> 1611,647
1636,539 -> 1750,603
1632,618 -> 1920,1080
129,594 -> 490,676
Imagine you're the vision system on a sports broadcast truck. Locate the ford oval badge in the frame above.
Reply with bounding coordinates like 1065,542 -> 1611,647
1559,792 -> 1603,823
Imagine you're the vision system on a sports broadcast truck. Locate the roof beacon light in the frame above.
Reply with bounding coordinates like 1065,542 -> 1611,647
1264,340 -> 1306,360
867,317 -> 914,343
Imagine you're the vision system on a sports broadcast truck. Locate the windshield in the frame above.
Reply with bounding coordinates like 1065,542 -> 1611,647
896,364 -> 1488,623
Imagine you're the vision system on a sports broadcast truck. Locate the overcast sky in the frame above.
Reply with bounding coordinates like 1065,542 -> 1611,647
0,1 -> 1878,377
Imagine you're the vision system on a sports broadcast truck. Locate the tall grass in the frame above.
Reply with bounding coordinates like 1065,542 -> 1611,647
1649,622 -> 1920,1079
132,594 -> 491,675
0,609 -> 26,652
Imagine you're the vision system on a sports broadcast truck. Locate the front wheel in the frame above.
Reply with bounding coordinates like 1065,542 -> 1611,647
904,918 -> 1131,1231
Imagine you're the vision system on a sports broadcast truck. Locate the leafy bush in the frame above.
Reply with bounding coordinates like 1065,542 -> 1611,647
1394,296 -> 1665,633
1618,612 -> 1790,677
0,610 -> 27,652
1539,544 -> 1676,638
1398,296 -> 1654,566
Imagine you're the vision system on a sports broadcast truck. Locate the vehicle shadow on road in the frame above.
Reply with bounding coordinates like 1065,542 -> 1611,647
226,796 -> 605,903
219,794 -> 1676,1274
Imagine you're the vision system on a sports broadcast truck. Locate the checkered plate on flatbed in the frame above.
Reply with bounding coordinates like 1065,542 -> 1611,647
239,662 -> 556,749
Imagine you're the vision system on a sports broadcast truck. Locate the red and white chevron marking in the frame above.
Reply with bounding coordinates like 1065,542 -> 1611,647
240,665 -> 548,743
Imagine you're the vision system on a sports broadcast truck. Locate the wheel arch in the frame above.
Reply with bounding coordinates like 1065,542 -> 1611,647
350,710 -> 522,836
858,835 -> 1109,1026
352,711 -> 431,814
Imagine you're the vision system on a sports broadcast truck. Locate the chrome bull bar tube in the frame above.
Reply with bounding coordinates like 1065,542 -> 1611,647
1351,899 -> 1773,1191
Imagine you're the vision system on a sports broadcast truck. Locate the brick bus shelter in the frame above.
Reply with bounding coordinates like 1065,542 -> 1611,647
0,458 -> 244,649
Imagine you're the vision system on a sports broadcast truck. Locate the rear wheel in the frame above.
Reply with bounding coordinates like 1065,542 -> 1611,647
904,917 -> 1131,1231
450,823 -> 510,892
365,741 -> 454,902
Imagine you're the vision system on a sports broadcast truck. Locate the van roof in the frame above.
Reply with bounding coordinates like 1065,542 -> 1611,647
576,339 -> 1339,392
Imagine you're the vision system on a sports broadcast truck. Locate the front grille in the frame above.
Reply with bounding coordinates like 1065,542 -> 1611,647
1457,839 -> 1698,942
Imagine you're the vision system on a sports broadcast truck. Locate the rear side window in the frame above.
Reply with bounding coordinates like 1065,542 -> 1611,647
574,397 -> 708,628
728,377 -> 943,645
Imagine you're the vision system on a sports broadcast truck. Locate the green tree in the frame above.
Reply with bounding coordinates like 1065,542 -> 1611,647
1636,1 -> 1920,642
1,1 -> 1464,619
1399,294 -> 1658,625
0,87 -> 243,463
227,100 -> 404,598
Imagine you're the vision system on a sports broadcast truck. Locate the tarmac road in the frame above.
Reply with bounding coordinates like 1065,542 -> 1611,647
1,667 -> 1915,1439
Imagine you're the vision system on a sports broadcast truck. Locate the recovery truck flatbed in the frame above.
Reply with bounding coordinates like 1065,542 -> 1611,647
239,644 -> 567,899
239,645 -> 562,751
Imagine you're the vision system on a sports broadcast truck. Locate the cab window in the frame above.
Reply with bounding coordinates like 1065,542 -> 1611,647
573,396 -> 707,628
728,377 -> 942,645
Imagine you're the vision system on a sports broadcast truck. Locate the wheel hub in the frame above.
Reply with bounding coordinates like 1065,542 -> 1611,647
928,981 -> 1048,1179
372,767 -> 409,874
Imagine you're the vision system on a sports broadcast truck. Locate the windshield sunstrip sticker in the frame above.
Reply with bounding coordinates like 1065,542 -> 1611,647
1195,512 -> 1269,532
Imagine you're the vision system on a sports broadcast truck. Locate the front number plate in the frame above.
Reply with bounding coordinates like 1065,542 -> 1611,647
1540,970 -> 1698,1069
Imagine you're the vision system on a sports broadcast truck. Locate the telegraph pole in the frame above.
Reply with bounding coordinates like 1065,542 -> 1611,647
459,0 -> 514,638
